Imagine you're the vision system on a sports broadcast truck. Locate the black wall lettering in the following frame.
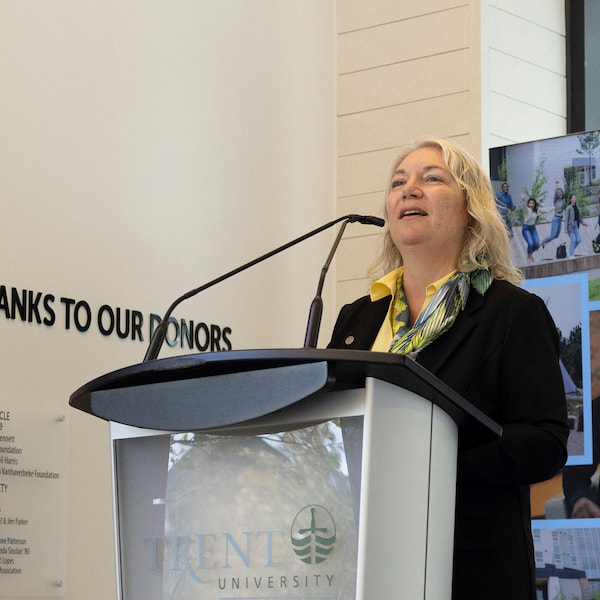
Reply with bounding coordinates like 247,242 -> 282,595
11,288 -> 26,321
60,297 -> 76,329
0,283 -> 233,351
43,295 -> 56,326
195,322 -> 210,351
97,304 -> 115,336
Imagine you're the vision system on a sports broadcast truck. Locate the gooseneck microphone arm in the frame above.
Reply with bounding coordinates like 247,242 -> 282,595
303,220 -> 350,348
143,214 -> 385,362
303,215 -> 385,348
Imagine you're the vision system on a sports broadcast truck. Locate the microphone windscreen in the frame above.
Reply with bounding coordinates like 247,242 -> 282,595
348,214 -> 385,227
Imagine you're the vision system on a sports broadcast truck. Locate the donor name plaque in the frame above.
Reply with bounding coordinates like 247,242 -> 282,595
113,419 -> 361,599
0,400 -> 67,597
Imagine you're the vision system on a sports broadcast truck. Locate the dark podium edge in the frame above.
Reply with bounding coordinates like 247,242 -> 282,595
69,348 -> 501,441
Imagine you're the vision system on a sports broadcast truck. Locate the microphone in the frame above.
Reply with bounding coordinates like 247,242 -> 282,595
303,215 -> 385,348
143,214 -> 385,362
347,215 -> 385,227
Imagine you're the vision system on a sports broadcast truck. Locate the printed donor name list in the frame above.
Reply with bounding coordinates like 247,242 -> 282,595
0,404 -> 67,596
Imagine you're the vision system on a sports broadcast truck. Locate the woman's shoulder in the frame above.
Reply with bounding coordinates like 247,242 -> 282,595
490,278 -> 535,296
485,279 -> 559,345
485,278 -> 546,307
486,279 -> 552,319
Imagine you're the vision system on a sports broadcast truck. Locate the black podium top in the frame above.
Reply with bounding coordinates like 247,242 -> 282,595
69,348 -> 501,440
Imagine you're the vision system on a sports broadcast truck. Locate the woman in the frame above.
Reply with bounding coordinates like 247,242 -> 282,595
565,193 -> 587,257
592,190 -> 600,253
328,138 -> 568,600
521,196 -> 539,263
540,185 -> 566,248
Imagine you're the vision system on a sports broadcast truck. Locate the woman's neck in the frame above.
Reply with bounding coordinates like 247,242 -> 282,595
401,257 -> 458,326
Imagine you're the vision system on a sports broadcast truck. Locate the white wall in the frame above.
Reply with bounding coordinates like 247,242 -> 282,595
0,2 -> 335,597
334,0 -> 567,309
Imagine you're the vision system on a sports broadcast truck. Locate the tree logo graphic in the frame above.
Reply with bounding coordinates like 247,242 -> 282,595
290,505 -> 336,565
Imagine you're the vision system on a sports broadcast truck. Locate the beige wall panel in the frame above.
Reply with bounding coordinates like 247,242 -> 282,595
445,133 -> 473,153
488,132 -> 515,151
337,148 -> 399,197
491,0 -> 565,34
488,6 -> 565,74
335,278 -> 373,311
338,0 -> 466,34
337,235 -> 383,281
338,192 -> 386,223
338,6 -> 469,74
489,50 -> 566,116
489,92 -> 566,144
341,225 -> 385,245
339,49 -> 470,115
337,134 -> 472,198
339,92 -> 470,156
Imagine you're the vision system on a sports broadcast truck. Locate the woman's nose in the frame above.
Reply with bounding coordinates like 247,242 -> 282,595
402,180 -> 422,198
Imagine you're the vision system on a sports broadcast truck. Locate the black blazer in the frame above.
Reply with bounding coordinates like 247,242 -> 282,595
328,278 -> 569,600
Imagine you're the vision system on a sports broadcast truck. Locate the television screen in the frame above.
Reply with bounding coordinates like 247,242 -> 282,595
489,130 -> 600,268
491,131 -> 600,597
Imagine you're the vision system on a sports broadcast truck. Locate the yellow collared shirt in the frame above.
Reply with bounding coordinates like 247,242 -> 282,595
370,267 -> 456,352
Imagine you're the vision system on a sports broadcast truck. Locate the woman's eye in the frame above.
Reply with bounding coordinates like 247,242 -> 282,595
391,180 -> 405,188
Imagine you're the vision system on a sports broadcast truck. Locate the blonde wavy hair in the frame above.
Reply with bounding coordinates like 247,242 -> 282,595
369,138 -> 522,285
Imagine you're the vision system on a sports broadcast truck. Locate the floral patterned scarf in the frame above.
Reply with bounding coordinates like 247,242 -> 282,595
389,263 -> 493,356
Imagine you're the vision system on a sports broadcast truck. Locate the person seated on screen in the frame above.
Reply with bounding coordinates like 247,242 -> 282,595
563,396 -> 600,517
328,138 -> 569,600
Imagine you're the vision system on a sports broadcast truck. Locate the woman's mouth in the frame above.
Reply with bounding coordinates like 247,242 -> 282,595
400,208 -> 427,218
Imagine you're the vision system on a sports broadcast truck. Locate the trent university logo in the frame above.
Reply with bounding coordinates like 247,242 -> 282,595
290,505 -> 337,565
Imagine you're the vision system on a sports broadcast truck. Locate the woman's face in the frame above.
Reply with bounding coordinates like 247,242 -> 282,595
386,146 -> 469,264
528,199 -> 535,209
570,195 -> 577,204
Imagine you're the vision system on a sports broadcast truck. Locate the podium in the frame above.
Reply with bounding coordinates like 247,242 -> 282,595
70,348 -> 500,600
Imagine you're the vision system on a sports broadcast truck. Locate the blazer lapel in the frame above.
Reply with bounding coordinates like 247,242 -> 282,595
338,295 -> 390,350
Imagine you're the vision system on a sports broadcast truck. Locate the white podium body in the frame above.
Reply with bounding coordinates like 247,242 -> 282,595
70,349 -> 500,600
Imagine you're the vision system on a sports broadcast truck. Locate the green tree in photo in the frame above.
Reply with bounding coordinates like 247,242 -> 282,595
564,166 -> 594,216
565,166 -> 582,198
558,323 -> 582,389
523,155 -> 548,206
497,158 -> 508,182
